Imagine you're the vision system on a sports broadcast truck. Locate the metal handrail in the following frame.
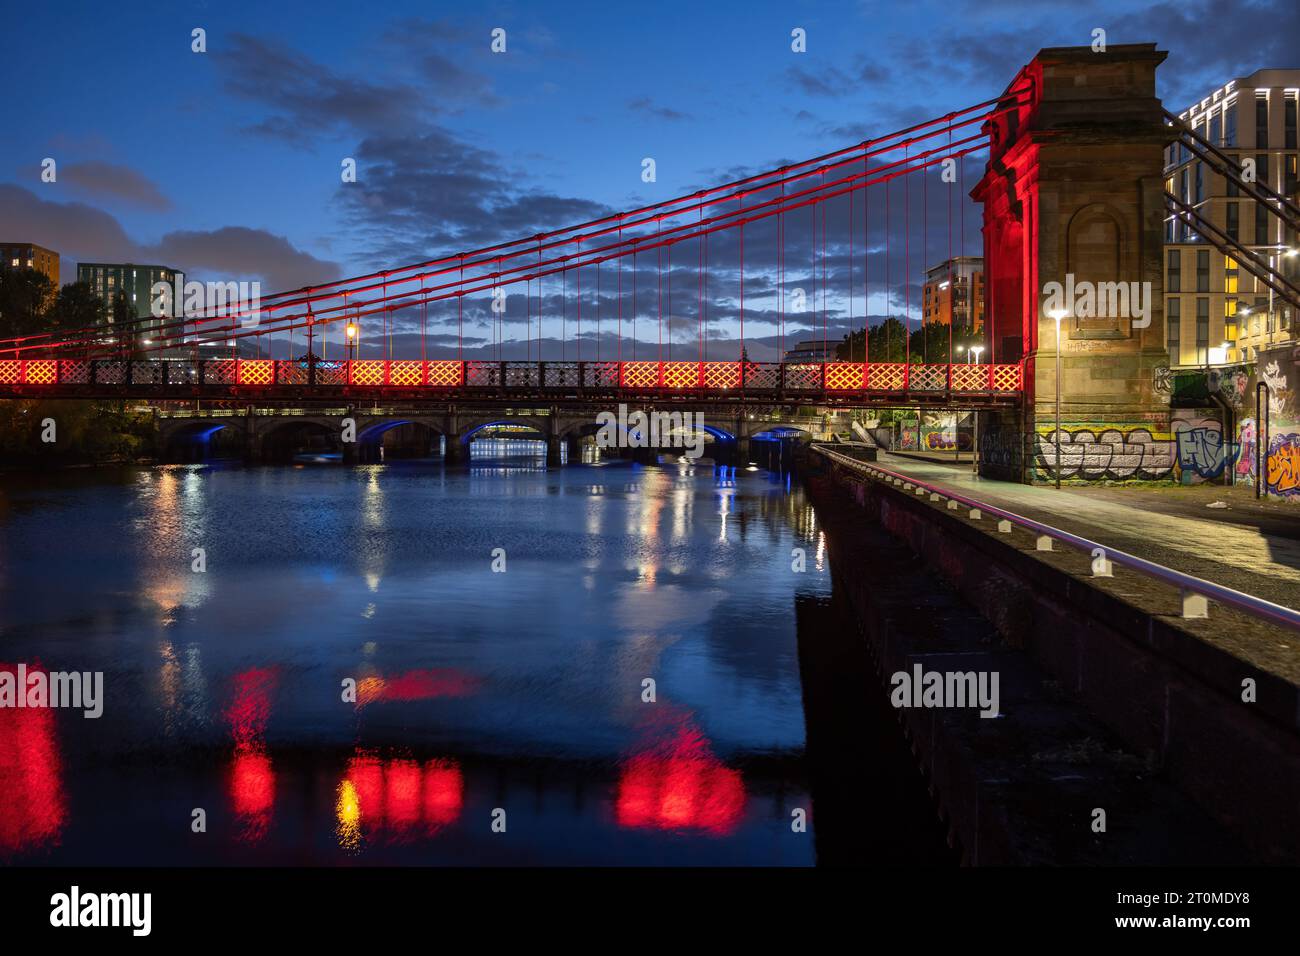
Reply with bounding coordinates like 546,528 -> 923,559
814,447 -> 1300,632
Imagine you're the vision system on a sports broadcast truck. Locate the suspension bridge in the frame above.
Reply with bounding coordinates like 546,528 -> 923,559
4,43 -> 1297,483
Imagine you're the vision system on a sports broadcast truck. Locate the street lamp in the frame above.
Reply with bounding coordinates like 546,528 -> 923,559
1048,308 -> 1069,489
345,322 -> 358,361
970,345 -> 984,365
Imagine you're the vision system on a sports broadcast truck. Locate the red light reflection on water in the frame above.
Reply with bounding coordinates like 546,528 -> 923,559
225,667 -> 279,843
337,753 -> 463,847
616,725 -> 745,836
354,668 -> 479,708
0,664 -> 66,856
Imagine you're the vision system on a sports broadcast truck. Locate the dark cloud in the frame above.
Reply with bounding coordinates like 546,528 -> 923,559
218,34 -> 434,141
58,160 -> 173,212
0,184 -> 340,291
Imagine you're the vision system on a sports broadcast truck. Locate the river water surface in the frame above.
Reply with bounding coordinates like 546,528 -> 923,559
0,457 -> 835,865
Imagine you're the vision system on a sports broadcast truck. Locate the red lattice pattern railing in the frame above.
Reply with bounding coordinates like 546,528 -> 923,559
950,364 -> 985,391
990,364 -> 1021,391
662,362 -> 700,389
909,364 -> 949,391
23,360 -> 57,385
0,357 -> 1023,396
620,361 -> 659,389
427,360 -> 464,387
387,360 -> 424,387
867,363 -> 907,390
824,363 -> 864,390
703,361 -> 741,389
237,360 -> 274,386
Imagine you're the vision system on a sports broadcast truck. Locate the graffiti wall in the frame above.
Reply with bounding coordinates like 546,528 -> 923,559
1032,424 -> 1174,482
1172,349 -> 1300,499
1172,412 -> 1237,483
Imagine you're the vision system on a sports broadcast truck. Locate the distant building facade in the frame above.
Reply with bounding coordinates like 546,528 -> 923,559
782,339 -> 836,363
921,256 -> 984,334
76,262 -> 178,321
1,241 -> 60,288
1163,69 -> 1300,367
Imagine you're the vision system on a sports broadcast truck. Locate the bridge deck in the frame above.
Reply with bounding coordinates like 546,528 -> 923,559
0,357 -> 1023,406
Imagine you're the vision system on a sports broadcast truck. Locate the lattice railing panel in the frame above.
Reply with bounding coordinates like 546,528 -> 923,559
388,360 -> 425,387
662,362 -> 700,389
427,360 -> 464,387
867,363 -> 907,390
278,362 -> 309,385
621,361 -> 659,389
824,363 -> 864,390
544,362 -> 580,387
991,364 -> 1021,391
505,362 -> 540,387
315,362 -> 347,385
205,360 -> 238,385
0,361 -> 20,384
170,361 -> 201,384
785,363 -> 823,390
58,360 -> 91,384
744,363 -> 780,390
465,361 -> 500,387
950,364 -> 985,392
702,362 -> 741,389
583,362 -> 620,388
908,364 -> 948,391
23,360 -> 58,385
350,360 -> 385,386
238,360 -> 274,386
132,361 -> 166,385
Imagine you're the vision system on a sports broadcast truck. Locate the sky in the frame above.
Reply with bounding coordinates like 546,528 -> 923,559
2,0 -> 1298,360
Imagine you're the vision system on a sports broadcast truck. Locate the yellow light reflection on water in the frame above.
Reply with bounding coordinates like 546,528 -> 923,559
336,779 -> 361,850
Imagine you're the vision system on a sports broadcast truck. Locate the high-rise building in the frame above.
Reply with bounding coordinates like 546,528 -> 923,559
1163,69 -> 1300,367
1,241 -> 60,288
921,256 -> 984,334
76,262 -> 178,321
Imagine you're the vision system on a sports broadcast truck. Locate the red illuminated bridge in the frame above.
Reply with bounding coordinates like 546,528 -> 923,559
1,93 -> 1030,408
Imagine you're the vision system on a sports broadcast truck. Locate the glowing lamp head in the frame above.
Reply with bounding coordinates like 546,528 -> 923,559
1048,308 -> 1069,324
346,323 -> 358,340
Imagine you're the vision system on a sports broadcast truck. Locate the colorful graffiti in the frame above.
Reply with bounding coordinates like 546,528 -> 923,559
1266,434 -> 1300,497
1034,425 -> 1174,481
1236,418 -> 1257,481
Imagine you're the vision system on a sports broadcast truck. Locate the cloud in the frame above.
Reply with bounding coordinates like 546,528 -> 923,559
627,97 -> 692,121
57,161 -> 173,212
0,184 -> 340,291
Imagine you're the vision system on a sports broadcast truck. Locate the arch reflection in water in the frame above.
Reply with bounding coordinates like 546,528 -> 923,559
616,725 -> 745,836
336,753 -> 464,850
0,665 -> 66,857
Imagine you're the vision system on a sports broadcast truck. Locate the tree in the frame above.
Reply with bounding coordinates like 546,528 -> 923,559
0,267 -> 55,340
837,318 -> 985,364
46,281 -> 106,335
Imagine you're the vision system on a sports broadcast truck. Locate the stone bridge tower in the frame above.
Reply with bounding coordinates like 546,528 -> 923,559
972,44 -> 1175,483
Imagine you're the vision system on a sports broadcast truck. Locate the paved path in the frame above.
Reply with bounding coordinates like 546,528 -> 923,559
868,452 -> 1300,679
